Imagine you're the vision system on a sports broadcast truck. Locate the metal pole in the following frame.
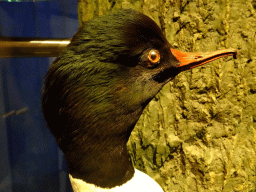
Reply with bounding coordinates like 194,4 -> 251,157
0,37 -> 71,58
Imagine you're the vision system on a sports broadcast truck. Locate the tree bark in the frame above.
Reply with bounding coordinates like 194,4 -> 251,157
77,0 -> 256,191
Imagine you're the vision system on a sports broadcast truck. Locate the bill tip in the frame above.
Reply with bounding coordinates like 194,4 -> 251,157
233,50 -> 238,59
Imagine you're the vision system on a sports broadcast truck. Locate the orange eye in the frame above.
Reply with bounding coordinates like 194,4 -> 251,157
148,50 -> 160,64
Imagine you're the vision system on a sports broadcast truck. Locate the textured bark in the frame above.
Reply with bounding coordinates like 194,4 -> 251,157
77,0 -> 256,191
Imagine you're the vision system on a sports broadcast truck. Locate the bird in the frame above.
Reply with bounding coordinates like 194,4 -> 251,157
42,9 -> 237,192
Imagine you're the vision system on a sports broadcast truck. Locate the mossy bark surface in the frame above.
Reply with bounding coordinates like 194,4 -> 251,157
77,0 -> 256,191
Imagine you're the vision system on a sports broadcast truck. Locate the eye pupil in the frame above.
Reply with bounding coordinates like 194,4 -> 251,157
151,53 -> 157,60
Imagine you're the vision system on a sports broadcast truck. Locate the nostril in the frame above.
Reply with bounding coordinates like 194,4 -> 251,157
195,56 -> 203,59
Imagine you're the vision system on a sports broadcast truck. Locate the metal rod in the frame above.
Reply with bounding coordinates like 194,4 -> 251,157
0,37 -> 71,58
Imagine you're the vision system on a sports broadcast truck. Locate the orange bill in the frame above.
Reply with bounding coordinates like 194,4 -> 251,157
171,48 -> 237,71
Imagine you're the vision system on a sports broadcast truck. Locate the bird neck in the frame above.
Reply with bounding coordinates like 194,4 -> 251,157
68,140 -> 134,189
65,107 -> 144,188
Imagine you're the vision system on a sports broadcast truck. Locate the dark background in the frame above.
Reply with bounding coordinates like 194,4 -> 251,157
0,1 -> 78,191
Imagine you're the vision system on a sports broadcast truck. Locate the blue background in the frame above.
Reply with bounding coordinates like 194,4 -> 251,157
0,1 -> 79,191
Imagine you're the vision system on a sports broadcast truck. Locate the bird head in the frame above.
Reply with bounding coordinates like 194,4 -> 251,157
42,9 -> 237,182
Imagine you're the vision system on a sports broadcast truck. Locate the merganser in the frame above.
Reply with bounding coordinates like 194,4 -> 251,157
42,9 -> 237,192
